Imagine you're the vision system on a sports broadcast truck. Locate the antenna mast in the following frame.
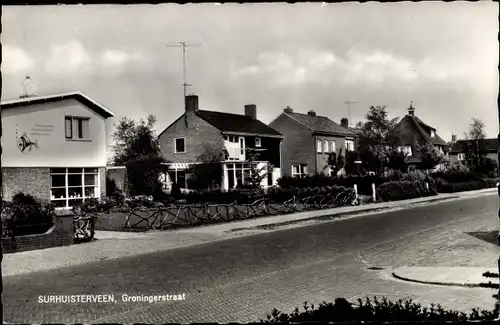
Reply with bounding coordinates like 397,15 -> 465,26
340,100 -> 359,127
166,41 -> 201,98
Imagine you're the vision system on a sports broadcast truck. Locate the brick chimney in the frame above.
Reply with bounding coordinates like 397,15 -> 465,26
185,95 -> 199,113
340,117 -> 349,129
307,110 -> 316,116
245,104 -> 257,119
284,106 -> 293,114
408,101 -> 415,116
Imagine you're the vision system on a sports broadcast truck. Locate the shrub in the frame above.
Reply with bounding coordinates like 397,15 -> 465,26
377,180 -> 436,202
431,161 -> 479,183
436,180 -> 487,193
473,157 -> 499,178
261,296 -> 497,323
386,169 -> 404,181
125,154 -> 165,197
106,176 -> 125,206
2,192 -> 55,236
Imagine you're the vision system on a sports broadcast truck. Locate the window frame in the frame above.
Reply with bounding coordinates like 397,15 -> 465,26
330,141 -> 336,153
345,139 -> 355,152
317,140 -> 323,153
255,137 -> 262,147
291,164 -> 308,178
50,167 -> 100,209
64,116 -> 90,141
174,137 -> 186,153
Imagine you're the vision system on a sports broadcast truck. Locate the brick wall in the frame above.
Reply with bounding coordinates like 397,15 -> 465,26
269,114 -> 314,177
2,167 -> 51,201
158,111 -> 224,163
2,211 -> 74,254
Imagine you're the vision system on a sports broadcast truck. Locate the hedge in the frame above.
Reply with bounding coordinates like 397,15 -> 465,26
377,180 -> 437,202
277,175 -> 389,196
435,179 -> 493,194
261,297 -> 498,323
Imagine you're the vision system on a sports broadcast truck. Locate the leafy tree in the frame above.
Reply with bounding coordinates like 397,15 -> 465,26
473,156 -> 498,177
386,149 -> 408,173
241,150 -> 271,189
463,118 -> 488,170
417,143 -> 444,171
110,114 -> 160,166
109,114 -> 166,198
188,146 -> 224,190
327,148 -> 345,175
465,118 -> 486,141
355,106 -> 400,174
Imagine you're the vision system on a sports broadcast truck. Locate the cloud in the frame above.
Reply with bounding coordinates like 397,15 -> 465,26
45,40 -> 91,75
101,49 -> 146,66
2,45 -> 35,75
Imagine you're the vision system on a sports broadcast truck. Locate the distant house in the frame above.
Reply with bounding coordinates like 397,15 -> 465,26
450,138 -> 498,164
157,95 -> 283,191
1,91 -> 115,208
268,106 -> 356,177
392,103 -> 449,166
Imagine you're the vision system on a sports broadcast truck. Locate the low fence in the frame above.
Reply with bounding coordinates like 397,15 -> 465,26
117,191 -> 357,231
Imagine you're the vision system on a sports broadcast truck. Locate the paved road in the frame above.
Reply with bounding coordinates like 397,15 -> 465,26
4,194 -> 499,323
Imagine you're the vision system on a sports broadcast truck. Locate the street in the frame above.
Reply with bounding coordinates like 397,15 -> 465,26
3,194 -> 499,323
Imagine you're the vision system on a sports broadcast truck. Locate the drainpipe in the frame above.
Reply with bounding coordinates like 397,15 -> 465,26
1,96 -> 3,322
497,132 -> 500,314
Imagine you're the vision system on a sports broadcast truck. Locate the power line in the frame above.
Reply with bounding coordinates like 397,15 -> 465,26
166,41 -> 201,98
340,100 -> 359,126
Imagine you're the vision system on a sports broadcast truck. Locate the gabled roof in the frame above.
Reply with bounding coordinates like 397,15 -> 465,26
450,138 -> 498,154
398,114 -> 447,146
285,112 -> 355,137
1,91 -> 115,119
196,110 -> 282,137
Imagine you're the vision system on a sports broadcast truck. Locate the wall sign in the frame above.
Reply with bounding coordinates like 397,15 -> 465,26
17,132 -> 39,153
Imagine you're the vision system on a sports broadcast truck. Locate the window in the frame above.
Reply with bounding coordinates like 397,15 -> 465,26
50,168 -> 99,208
330,141 -> 336,153
226,163 -> 254,189
175,138 -> 185,153
255,137 -> 262,147
403,145 -> 413,156
65,116 -> 90,140
345,139 -> 355,152
430,130 -> 436,137
458,153 -> 465,161
317,140 -> 323,153
291,164 -> 308,178
323,140 -> 329,153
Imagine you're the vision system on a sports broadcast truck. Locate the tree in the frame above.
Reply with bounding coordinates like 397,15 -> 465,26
110,114 -> 160,166
188,146 -> 224,190
466,118 -> 486,141
463,118 -> 487,170
386,149 -> 408,173
356,106 -> 400,174
241,150 -> 271,189
416,143 -> 444,171
109,114 -> 166,198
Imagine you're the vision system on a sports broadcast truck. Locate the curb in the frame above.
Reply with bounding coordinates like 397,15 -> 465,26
229,196 -> 460,232
391,272 -> 496,289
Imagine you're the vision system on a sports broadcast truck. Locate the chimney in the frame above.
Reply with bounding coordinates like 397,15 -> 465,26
408,101 -> 415,116
283,106 -> 293,114
340,117 -> 349,129
185,94 -> 199,113
451,134 -> 457,143
245,104 -> 257,119
20,76 -> 37,99
307,110 -> 316,116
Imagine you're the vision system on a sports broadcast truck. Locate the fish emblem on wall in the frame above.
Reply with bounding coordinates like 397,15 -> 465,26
17,133 -> 39,153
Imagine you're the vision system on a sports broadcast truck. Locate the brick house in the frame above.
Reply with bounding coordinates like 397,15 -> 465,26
392,102 -> 449,166
1,92 -> 115,208
268,106 -> 356,177
157,95 -> 283,191
450,138 -> 498,164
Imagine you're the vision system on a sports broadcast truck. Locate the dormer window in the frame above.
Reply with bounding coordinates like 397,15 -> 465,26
255,137 -> 261,147
430,130 -> 435,137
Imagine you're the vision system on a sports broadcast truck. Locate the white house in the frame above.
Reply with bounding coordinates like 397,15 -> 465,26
1,91 -> 115,208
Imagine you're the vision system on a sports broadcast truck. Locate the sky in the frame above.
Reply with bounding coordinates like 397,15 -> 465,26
2,2 -> 499,154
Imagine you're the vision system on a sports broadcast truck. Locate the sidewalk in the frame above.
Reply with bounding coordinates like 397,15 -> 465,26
392,266 -> 499,288
2,187 -> 497,277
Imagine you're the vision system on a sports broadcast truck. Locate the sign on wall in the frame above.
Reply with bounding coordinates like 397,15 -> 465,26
15,124 -> 54,153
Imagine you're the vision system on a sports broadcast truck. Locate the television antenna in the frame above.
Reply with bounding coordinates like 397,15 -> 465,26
166,41 -> 201,98
340,100 -> 359,126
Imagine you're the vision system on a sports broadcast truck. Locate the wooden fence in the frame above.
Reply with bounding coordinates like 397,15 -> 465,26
123,191 -> 356,230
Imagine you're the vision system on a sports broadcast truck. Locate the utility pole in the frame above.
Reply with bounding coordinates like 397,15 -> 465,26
340,100 -> 359,127
166,41 -> 201,98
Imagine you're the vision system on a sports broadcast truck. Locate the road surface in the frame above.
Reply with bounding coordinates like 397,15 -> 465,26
3,194 -> 499,323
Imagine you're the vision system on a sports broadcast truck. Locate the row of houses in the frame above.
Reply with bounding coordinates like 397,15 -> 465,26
1,91 -> 496,208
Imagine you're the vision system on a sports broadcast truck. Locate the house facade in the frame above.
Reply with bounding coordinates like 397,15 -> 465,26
268,107 -> 356,177
158,95 -> 283,191
450,138 -> 498,164
1,92 -> 115,208
392,103 -> 449,166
